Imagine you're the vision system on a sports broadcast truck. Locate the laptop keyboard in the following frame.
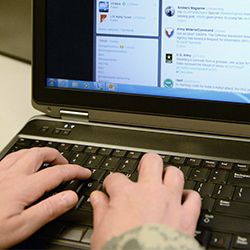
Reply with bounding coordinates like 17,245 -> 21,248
6,138 -> 250,249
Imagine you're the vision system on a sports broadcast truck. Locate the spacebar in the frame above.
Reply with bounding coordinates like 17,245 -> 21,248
58,209 -> 93,227
199,213 -> 250,235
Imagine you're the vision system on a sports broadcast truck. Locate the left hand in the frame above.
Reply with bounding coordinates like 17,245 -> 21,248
0,147 -> 91,249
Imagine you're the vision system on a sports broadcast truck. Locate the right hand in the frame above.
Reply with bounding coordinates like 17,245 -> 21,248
90,153 -> 201,250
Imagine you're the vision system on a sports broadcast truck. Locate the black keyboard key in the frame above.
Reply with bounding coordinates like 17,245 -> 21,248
81,181 -> 101,195
60,151 -> 72,161
208,169 -> 229,184
90,169 -> 106,181
178,166 -> 191,179
84,155 -> 104,168
45,141 -> 59,148
201,198 -> 215,213
228,172 -> 250,187
63,180 -> 83,195
61,130 -> 71,136
31,140 -> 47,147
234,187 -> 250,202
16,138 -> 33,146
100,157 -> 120,170
7,145 -> 21,153
85,146 -> 99,154
160,155 -> 170,164
127,151 -> 142,159
44,183 -> 66,198
117,159 -> 138,173
171,156 -> 186,165
203,160 -> 217,169
124,173 -> 138,182
52,128 -> 61,135
232,235 -> 250,249
199,213 -> 250,235
79,197 -> 93,211
8,144 -> 28,153
101,171 -> 115,182
213,185 -> 235,200
71,145 -> 85,152
99,148 -> 113,156
186,158 -> 202,167
195,230 -> 210,247
112,149 -> 127,158
215,199 -> 250,218
184,180 -> 196,190
209,232 -> 232,249
218,162 -> 234,170
189,168 -> 210,182
235,163 -> 250,172
70,152 -> 88,165
58,143 -> 72,152
195,183 -> 215,198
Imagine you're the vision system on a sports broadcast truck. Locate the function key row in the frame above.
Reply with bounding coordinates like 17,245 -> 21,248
11,138 -> 250,174
11,139 -> 143,160
164,156 -> 249,173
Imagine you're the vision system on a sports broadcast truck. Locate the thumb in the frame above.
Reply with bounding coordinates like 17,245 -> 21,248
90,191 -> 109,227
7,191 -> 78,248
24,190 -> 78,225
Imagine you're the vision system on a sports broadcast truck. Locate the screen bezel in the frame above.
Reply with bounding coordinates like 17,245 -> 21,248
32,0 -> 250,124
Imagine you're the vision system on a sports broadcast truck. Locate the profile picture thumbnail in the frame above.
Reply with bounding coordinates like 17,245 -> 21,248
99,1 -> 109,13
165,6 -> 175,17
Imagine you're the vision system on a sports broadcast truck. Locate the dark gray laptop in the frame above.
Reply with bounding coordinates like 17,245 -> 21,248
2,1 -> 250,249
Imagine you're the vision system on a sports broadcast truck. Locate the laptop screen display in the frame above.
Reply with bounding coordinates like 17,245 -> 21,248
46,0 -> 250,104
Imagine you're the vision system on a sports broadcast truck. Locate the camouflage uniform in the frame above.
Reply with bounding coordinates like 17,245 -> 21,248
103,224 -> 205,250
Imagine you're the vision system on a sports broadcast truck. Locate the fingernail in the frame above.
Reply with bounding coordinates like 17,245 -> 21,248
61,192 -> 78,209
90,191 -> 100,206
85,168 -> 92,176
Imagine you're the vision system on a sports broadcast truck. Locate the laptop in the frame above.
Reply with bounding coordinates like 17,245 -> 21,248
2,0 -> 250,249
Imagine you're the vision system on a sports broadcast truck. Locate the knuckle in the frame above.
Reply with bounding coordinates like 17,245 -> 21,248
42,198 -> 58,219
193,190 -> 202,201
29,147 -> 44,159
52,164 -> 68,179
143,153 -> 163,163
168,166 -> 185,179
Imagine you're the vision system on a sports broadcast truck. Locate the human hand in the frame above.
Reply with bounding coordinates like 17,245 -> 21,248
0,147 -> 91,249
90,153 -> 201,250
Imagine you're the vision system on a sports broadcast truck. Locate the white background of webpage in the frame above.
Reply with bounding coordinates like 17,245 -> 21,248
94,0 -> 250,100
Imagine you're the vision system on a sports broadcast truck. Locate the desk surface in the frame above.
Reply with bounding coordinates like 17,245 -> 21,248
0,55 -> 41,152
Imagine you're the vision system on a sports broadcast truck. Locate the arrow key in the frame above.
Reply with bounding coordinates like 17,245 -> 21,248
210,232 -> 232,249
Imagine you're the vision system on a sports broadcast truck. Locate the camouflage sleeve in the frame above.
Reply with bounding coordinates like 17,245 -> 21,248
103,224 -> 205,250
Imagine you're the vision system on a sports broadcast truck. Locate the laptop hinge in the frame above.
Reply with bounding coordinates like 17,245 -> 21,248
60,110 -> 89,122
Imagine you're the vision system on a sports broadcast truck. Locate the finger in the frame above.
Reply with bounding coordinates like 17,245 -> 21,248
26,164 -> 92,201
182,190 -> 201,215
13,191 -> 78,244
163,166 -> 185,198
90,191 -> 109,228
103,172 -> 131,196
137,153 -> 164,184
181,190 -> 202,237
9,147 -> 68,174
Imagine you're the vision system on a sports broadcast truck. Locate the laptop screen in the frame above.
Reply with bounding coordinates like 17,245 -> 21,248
45,1 -> 250,104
